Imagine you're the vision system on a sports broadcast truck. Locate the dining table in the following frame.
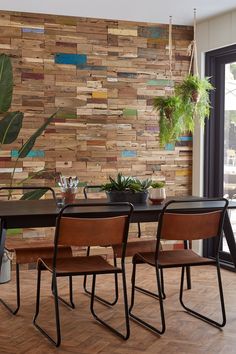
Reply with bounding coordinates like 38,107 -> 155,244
0,197 -> 236,269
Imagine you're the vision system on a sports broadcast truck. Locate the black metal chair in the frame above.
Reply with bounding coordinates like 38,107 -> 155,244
129,198 -> 228,334
83,185 -> 141,237
33,202 -> 133,347
0,186 -> 74,315
83,185 -> 119,305
83,185 -> 164,306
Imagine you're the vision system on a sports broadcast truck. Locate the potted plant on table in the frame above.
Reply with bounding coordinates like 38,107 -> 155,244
101,173 -> 152,204
148,181 -> 166,204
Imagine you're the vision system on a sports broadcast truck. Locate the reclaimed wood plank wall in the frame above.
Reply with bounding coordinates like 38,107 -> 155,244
0,10 -> 193,198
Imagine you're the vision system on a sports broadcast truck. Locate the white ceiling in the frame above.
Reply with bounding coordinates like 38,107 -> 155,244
0,0 -> 236,25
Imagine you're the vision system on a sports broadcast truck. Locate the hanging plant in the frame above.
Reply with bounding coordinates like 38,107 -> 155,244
152,16 -> 185,146
174,9 -> 214,132
153,10 -> 215,145
175,74 -> 214,131
153,96 -> 184,146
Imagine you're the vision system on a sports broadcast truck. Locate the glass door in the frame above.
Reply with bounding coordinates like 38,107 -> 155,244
205,45 -> 236,269
223,62 -> 236,254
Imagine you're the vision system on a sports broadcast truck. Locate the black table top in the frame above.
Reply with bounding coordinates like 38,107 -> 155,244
0,197 -> 235,229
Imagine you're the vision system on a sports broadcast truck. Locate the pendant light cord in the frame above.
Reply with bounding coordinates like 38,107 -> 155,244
168,16 -> 173,90
188,8 -> 199,76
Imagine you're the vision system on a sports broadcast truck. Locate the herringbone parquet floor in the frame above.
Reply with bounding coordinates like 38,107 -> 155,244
0,264 -> 236,354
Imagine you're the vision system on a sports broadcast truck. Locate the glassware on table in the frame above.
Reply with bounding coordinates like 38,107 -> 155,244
58,175 -> 79,204
148,187 -> 166,204
61,187 -> 77,204
56,197 -> 65,208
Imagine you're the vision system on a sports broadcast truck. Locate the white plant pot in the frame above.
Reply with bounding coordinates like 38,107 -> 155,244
0,250 -> 11,284
148,187 -> 166,204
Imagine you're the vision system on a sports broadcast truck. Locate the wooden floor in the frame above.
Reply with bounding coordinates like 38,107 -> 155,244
0,264 -> 236,354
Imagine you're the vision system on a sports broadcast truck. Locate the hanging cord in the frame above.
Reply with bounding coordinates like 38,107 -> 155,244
188,8 -> 199,76
168,15 -> 173,83
168,15 -> 173,79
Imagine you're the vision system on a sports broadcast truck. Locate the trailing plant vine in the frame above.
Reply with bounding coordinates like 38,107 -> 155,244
153,96 -> 184,146
175,74 -> 214,132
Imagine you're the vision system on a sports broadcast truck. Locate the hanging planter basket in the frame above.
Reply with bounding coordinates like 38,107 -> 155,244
153,10 -> 214,146
175,74 -> 214,130
153,96 -> 183,146
174,9 -> 214,131
191,89 -> 200,103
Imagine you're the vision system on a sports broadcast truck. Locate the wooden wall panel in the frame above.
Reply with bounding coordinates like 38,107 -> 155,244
0,10 -> 193,243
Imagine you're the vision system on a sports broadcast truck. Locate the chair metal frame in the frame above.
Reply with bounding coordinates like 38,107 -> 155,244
33,202 -> 133,347
83,185 -> 165,306
0,218 -> 6,271
129,198 -> 229,335
0,186 -> 74,315
83,185 -> 119,306
83,185 -> 141,237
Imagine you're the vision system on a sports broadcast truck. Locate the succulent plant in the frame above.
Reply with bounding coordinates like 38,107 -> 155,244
101,173 -> 152,193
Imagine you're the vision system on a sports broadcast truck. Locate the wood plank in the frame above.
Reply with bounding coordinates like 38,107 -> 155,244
0,265 -> 235,353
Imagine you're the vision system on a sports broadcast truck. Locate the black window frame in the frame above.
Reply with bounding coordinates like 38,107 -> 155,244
204,44 -> 236,270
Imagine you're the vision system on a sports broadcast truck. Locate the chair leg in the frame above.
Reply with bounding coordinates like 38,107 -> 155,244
129,263 -> 166,335
90,270 -> 130,340
0,263 -> 20,315
186,266 -> 191,289
83,246 -> 90,295
179,265 -> 226,328
183,240 -> 191,290
33,270 -> 61,347
52,275 -> 75,309
135,268 -> 166,300
83,248 -> 119,307
137,222 -> 141,238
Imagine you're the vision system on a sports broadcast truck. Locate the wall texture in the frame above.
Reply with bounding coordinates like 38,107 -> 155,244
0,10 -> 193,196
0,11 -> 193,249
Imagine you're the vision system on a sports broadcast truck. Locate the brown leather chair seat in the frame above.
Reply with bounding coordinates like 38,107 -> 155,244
133,249 -> 216,267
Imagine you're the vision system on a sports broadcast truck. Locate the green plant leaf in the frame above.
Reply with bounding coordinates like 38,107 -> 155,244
18,111 -> 58,158
20,188 -> 49,200
175,75 -> 214,132
0,111 -> 24,144
0,54 -> 13,113
151,181 -> 165,188
101,173 -> 152,192
153,95 -> 184,146
16,168 -> 48,185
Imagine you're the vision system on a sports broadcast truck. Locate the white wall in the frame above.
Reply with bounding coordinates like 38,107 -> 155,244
0,0 -> 236,25
192,10 -> 236,254
193,9 -> 236,198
